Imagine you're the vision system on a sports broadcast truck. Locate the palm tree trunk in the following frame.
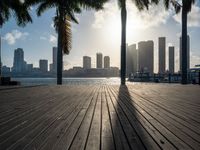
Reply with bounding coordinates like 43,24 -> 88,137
0,36 -> 2,77
57,27 -> 63,85
120,1 -> 127,85
181,4 -> 188,84
57,9 -> 63,85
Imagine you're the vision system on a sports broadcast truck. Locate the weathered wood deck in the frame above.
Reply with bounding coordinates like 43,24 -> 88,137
0,84 -> 200,150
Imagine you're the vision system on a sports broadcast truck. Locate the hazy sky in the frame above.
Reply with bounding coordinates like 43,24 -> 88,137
1,0 -> 200,73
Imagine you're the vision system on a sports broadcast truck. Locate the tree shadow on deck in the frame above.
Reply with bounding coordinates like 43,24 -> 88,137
105,85 -> 157,150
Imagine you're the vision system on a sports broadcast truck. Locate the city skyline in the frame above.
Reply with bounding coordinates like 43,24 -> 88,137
2,49 -> 115,73
1,0 -> 200,72
1,48 -> 119,78
1,34 -> 196,74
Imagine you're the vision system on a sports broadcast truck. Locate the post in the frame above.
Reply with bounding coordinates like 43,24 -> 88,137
199,71 -> 200,85
120,1 -> 127,85
169,73 -> 171,83
0,36 -> 2,77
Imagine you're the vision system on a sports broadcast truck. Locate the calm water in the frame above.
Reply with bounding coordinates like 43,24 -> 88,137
12,78 -> 121,86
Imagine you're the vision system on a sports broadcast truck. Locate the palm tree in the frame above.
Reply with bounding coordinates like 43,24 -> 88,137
0,0 -> 32,76
163,0 -> 195,84
26,0 -> 107,85
118,0 -> 159,85
0,0 -> 32,27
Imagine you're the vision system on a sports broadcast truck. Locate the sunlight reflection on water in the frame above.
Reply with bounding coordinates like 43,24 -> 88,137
12,78 -> 122,86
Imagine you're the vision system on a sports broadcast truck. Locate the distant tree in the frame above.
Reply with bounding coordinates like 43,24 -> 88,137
116,0 -> 159,85
26,0 -> 107,85
163,0 -> 195,84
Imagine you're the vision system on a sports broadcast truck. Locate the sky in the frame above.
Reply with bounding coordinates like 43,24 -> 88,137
1,0 -> 200,73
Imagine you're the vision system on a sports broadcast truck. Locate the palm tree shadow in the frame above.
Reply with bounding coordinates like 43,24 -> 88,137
106,85 -> 156,150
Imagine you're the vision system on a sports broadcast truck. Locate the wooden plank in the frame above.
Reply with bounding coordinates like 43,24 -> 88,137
0,84 -> 199,150
85,87 -> 102,150
101,87 -> 115,150
127,86 -> 200,130
107,86 -> 161,150
105,86 -> 145,150
24,86 -> 97,150
52,87 -> 99,150
0,90 -> 76,149
104,86 -> 131,150
128,90 -> 200,144
0,86 -> 70,124
111,86 -> 199,149
68,87 -> 99,150
109,86 -> 177,150
129,85 -> 200,122
0,87 -> 77,142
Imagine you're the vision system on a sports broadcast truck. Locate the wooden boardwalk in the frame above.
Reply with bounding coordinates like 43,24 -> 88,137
0,84 -> 200,150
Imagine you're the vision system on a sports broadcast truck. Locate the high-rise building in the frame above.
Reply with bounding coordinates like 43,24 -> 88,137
138,41 -> 154,74
13,48 -> 25,73
127,44 -> 138,76
104,56 -> 110,68
52,47 -> 57,73
83,56 -> 91,69
180,35 -> 190,71
158,37 -> 166,74
96,53 -> 103,68
49,63 -> 53,72
26,64 -> 33,72
169,46 -> 175,74
39,59 -> 48,72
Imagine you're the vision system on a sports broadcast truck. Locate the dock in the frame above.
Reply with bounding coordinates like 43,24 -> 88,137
0,84 -> 200,150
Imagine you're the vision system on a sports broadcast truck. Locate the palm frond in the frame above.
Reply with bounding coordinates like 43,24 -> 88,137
0,2 -> 10,27
0,0 -> 32,27
164,0 -> 195,14
61,16 -> 72,55
171,0 -> 181,13
78,0 -> 107,10
130,0 -> 159,11
37,1 -> 56,16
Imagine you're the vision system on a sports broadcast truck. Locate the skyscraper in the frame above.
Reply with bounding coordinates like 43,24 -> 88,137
138,41 -> 154,74
13,48 -> 25,73
53,47 -> 57,73
39,59 -> 48,72
26,64 -> 33,72
169,46 -> 175,74
127,44 -> 138,76
158,37 -> 166,74
104,56 -> 110,68
180,35 -> 190,71
96,53 -> 103,68
83,56 -> 91,69
49,64 -> 53,72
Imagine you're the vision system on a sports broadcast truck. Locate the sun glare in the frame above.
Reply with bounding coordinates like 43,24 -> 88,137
104,15 -> 141,45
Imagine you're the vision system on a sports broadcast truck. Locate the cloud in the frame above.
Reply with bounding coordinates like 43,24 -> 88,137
49,35 -> 57,44
173,5 -> 200,27
190,52 -> 200,67
92,0 -> 172,30
3,30 -> 29,45
50,22 -> 55,29
40,36 -> 47,40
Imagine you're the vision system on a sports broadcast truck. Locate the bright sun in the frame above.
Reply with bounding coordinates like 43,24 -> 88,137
105,16 -> 140,44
